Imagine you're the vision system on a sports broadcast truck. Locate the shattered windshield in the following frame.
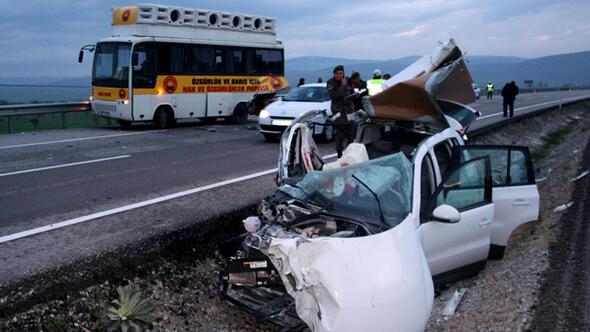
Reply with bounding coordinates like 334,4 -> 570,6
281,153 -> 413,228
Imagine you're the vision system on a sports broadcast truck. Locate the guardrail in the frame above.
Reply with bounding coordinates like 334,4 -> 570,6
0,102 -> 91,134
470,94 -> 590,137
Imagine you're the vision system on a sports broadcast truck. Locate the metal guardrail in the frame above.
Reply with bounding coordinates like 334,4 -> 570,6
470,94 -> 590,137
0,101 -> 91,133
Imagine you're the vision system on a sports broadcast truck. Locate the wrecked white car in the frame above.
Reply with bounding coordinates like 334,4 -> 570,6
220,39 -> 540,331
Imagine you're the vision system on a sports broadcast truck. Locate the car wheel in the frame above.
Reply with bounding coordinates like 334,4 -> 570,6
263,133 -> 279,142
118,120 -> 132,129
321,123 -> 335,142
154,107 -> 173,129
488,244 -> 506,260
229,103 -> 249,124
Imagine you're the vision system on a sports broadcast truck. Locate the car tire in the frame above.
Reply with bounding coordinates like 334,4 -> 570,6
488,244 -> 506,260
229,103 -> 249,124
118,120 -> 132,129
263,133 -> 279,142
154,107 -> 173,129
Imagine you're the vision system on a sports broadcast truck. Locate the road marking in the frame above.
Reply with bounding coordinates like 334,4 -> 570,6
0,131 -> 158,150
0,153 -> 338,244
477,95 -> 590,120
0,155 -> 131,177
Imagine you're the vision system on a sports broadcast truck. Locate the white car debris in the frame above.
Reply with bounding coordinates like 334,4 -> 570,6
553,202 -> 574,212
571,170 -> 589,182
220,39 -> 540,331
442,288 -> 467,317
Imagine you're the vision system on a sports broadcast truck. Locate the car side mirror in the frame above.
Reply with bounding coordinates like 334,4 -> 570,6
78,50 -> 84,63
431,204 -> 461,223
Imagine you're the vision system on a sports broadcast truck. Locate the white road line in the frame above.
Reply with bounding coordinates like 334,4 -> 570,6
0,155 -> 131,177
0,131 -> 158,150
477,95 -> 590,121
0,153 -> 338,244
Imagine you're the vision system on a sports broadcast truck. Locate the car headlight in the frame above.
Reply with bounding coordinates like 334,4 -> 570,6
259,109 -> 270,119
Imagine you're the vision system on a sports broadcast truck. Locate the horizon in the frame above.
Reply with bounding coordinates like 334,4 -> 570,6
2,49 -> 589,80
1,1 -> 589,77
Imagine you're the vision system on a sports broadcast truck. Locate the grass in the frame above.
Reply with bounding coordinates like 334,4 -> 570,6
0,111 -> 118,134
531,124 -> 575,161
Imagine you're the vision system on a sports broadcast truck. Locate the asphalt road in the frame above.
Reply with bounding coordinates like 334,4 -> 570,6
0,89 -> 589,289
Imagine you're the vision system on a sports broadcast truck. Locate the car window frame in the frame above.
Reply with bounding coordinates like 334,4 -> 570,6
421,156 -> 492,223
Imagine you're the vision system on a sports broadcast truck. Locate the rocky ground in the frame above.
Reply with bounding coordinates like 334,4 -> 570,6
1,102 -> 589,331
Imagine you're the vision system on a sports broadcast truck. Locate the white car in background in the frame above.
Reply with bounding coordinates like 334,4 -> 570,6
258,83 -> 334,142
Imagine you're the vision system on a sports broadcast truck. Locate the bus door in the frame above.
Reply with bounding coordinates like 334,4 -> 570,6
132,44 -> 157,121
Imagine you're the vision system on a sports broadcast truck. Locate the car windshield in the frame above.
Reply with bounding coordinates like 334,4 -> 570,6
92,42 -> 131,88
283,86 -> 329,102
437,100 -> 477,128
280,153 -> 413,228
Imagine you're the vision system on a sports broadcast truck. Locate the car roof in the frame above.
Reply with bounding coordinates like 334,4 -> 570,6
298,83 -> 327,88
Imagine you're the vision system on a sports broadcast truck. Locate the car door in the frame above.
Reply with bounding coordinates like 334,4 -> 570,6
453,145 -> 540,258
277,111 -> 327,184
418,156 -> 494,282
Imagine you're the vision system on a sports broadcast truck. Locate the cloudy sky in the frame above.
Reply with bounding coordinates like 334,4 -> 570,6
1,0 -> 589,77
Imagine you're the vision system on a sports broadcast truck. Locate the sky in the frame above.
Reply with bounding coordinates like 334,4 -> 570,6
1,0 -> 589,77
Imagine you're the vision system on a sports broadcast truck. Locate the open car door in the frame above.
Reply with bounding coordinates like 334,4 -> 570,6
277,110 -> 326,184
453,145 -> 540,259
419,156 -> 494,285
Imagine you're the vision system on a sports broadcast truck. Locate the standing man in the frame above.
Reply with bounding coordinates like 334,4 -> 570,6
366,69 -> 384,96
501,81 -> 519,117
486,81 -> 494,99
297,78 -> 305,87
327,65 -> 355,158
350,71 -> 368,112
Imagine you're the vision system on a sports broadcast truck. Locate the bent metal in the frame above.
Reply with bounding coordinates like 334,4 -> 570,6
220,39 -> 540,332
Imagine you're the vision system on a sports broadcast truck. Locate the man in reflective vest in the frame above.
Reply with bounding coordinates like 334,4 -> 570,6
486,81 -> 494,99
367,69 -> 384,96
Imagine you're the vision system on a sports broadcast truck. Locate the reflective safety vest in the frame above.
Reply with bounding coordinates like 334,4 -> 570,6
486,83 -> 494,92
367,79 -> 384,96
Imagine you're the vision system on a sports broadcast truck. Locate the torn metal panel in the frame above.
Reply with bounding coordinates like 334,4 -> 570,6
363,39 -> 476,131
264,216 -> 433,332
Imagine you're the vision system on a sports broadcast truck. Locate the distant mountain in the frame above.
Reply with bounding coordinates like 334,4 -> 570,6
469,51 -> 590,87
2,50 -> 588,104
465,55 -> 526,65
286,51 -> 590,89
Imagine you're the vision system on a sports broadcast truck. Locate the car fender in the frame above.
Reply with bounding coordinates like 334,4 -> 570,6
264,215 -> 433,332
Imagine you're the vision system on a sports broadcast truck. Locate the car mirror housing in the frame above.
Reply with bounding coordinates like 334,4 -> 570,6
431,204 -> 461,223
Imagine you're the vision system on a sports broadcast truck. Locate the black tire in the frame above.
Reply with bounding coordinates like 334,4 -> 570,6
263,133 -> 279,142
229,103 -> 249,124
488,244 -> 506,260
118,120 -> 132,129
200,117 -> 218,124
154,107 -> 173,129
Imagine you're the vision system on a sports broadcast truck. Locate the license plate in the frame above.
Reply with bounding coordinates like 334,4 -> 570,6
99,111 -> 110,117
272,119 -> 292,126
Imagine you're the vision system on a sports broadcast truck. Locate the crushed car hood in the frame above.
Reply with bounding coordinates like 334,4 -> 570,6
265,215 -> 433,332
363,39 -> 476,132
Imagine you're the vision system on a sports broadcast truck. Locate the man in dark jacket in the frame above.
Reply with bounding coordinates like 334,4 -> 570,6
501,81 -> 519,117
350,71 -> 368,112
327,65 -> 355,158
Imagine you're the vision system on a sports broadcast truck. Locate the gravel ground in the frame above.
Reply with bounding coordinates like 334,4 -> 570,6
1,102 -> 589,331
